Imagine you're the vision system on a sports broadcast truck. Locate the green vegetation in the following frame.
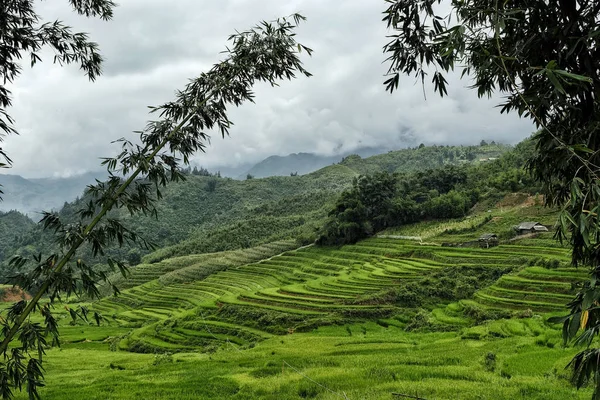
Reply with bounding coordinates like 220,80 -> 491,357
1,0 -> 597,396
0,210 -> 36,262
1,139 -> 570,399
318,140 -> 538,246
4,215 -> 592,399
339,142 -> 510,175
101,240 -> 299,293
317,172 -> 397,246
0,13 -> 316,398
10,322 -> 591,400
382,0 -> 600,393
2,142 -> 516,268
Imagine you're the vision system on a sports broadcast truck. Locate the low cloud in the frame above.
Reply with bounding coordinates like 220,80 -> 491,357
3,0 -> 534,178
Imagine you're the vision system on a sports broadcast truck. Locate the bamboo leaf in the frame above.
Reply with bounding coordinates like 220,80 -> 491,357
554,70 -> 593,83
581,310 -> 590,330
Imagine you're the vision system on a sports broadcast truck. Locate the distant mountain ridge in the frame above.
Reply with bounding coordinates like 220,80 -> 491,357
1,148 -> 376,215
0,142 -> 520,265
0,171 -> 107,217
238,147 -> 389,179
0,143 -> 511,217
0,148 -> 390,216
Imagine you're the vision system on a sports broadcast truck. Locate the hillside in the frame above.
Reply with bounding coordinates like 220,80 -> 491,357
2,143 -> 517,266
0,210 -> 36,261
6,202 -> 591,400
0,143 -> 495,218
0,141 -> 584,400
242,147 -> 387,179
242,144 -> 510,179
0,164 -> 357,266
339,142 -> 511,175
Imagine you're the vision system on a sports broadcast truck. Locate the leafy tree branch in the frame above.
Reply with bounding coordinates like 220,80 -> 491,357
0,0 -> 117,173
382,0 -> 600,396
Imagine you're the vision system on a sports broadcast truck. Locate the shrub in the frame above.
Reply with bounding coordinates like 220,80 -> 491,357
127,340 -> 165,354
206,178 -> 218,192
462,303 -> 512,324
514,309 -> 534,319
405,310 -> 432,332
152,352 -> 174,366
483,352 -> 496,372
350,266 -> 513,308
297,381 -> 322,398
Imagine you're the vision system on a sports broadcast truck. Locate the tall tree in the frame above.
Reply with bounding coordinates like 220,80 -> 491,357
0,14 -> 312,399
0,0 -> 115,173
382,0 -> 600,395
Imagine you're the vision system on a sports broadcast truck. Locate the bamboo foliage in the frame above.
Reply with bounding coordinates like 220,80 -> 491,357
0,14 -> 312,399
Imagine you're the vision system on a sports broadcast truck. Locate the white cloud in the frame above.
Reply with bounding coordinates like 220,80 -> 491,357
3,0 -> 534,178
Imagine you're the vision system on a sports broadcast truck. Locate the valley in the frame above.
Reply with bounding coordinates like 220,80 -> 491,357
2,1 -> 598,398
3,203 -> 590,399
0,142 -> 591,399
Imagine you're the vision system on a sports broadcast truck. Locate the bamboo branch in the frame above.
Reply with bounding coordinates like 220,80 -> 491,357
0,92 -> 215,355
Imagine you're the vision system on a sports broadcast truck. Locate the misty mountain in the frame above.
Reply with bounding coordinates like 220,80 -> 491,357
240,147 -> 389,179
0,171 -> 107,217
0,143 -> 509,218
0,142 -> 519,265
204,163 -> 255,179
0,147 -> 385,216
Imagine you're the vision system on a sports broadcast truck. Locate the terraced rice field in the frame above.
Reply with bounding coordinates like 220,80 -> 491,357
88,237 -> 582,353
11,235 -> 594,400
104,240 -> 299,291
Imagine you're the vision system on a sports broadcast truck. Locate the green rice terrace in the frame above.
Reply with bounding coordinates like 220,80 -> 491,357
7,215 -> 596,400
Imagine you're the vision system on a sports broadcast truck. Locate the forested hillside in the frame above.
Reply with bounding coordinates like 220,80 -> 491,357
242,147 -> 387,178
1,142 -> 520,269
339,142 -> 509,175
0,143 -> 495,217
318,140 -> 537,245
0,210 -> 36,262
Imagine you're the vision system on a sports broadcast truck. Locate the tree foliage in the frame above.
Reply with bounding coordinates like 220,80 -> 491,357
0,0 -> 115,175
382,0 -> 600,395
317,172 -> 397,245
0,14 -> 312,399
318,137 -> 539,247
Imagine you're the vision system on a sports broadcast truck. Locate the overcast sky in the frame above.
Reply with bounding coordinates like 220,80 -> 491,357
3,0 -> 534,178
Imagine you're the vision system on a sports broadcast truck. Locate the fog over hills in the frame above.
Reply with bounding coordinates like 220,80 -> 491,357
0,147 -> 390,215
235,147 -> 388,179
0,171 -> 107,217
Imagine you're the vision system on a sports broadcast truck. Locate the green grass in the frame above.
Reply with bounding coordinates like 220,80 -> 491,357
89,235 -> 585,350
16,322 -> 591,400
381,200 -> 562,246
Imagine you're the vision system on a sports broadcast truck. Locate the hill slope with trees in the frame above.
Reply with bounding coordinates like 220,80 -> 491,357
1,142 -> 523,268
